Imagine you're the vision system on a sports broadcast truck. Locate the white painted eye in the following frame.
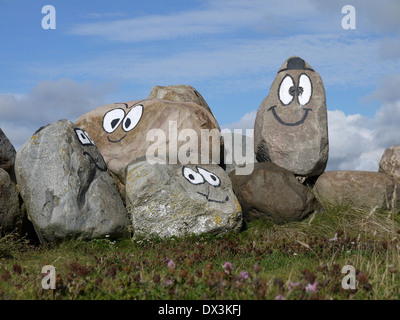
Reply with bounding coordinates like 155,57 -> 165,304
197,167 -> 221,187
298,74 -> 312,105
75,128 -> 95,146
278,75 -> 295,105
103,108 -> 125,133
122,105 -> 143,132
182,166 -> 204,185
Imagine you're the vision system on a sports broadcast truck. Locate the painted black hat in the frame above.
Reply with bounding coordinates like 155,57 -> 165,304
278,57 -> 314,73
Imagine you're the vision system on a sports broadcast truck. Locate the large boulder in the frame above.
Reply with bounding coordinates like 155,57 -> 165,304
379,146 -> 400,181
147,84 -> 214,116
0,168 -> 22,233
254,56 -> 329,178
229,162 -> 317,224
125,158 -> 242,238
15,120 -> 130,242
75,99 -> 222,184
313,171 -> 400,211
0,128 -> 17,182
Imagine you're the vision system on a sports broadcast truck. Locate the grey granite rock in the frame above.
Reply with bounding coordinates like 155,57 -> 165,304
125,159 -> 242,238
15,120 -> 130,242
0,168 -> 22,233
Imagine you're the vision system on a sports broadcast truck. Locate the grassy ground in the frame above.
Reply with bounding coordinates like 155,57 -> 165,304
1,202 -> 400,300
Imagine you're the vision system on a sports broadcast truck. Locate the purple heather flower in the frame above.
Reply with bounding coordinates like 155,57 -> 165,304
329,233 -> 338,242
275,295 -> 285,300
167,258 -> 176,269
240,271 -> 249,280
164,278 -> 173,286
223,261 -> 233,274
305,282 -> 318,293
288,281 -> 300,290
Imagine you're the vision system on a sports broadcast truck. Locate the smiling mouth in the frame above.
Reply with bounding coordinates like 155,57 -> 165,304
197,192 -> 229,203
107,135 -> 126,143
268,106 -> 312,126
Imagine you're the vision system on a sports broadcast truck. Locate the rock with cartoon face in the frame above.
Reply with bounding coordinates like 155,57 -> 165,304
147,84 -> 214,116
125,158 -> 242,238
254,56 -> 329,178
15,120 -> 130,242
75,99 -> 222,185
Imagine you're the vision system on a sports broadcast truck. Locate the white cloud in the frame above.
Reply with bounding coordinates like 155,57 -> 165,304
31,34 -> 399,93
221,110 -> 256,137
0,78 -> 116,150
220,101 -> 400,172
326,110 -> 380,171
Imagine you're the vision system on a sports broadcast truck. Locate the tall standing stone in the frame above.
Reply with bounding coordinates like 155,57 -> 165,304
254,56 -> 329,178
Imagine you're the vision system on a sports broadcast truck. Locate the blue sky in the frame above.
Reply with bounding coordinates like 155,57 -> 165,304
1,0 -> 399,171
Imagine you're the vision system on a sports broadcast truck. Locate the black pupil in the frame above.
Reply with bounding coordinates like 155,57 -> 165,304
80,133 -> 87,140
111,118 -> 120,129
188,174 -> 194,180
125,118 -> 131,128
211,175 -> 216,181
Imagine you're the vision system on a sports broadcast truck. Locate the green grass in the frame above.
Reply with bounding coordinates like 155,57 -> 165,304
1,202 -> 400,300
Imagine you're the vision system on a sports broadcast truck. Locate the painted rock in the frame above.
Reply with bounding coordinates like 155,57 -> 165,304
15,120 -> 130,242
0,128 -> 17,182
313,171 -> 400,211
75,99 -> 222,183
125,158 -> 242,238
0,168 -> 22,233
229,162 -> 317,224
379,145 -> 400,181
147,84 -> 214,116
254,56 -> 329,178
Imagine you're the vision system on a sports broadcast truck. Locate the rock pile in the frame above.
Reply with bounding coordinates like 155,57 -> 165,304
2,61 -> 400,242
